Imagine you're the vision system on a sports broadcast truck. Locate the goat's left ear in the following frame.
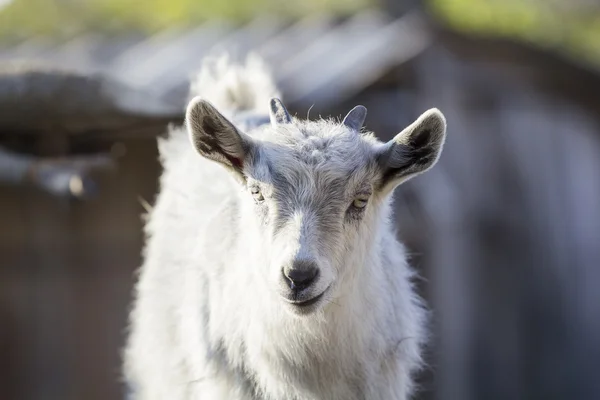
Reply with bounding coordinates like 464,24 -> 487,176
376,108 -> 446,192
186,96 -> 254,181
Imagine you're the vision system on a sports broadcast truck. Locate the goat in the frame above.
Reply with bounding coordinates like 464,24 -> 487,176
124,54 -> 446,400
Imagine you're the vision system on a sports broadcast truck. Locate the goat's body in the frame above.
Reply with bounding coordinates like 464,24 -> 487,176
124,56 -> 428,400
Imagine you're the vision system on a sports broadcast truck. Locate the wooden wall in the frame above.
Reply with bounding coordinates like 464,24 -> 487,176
392,44 -> 600,400
0,136 -> 159,400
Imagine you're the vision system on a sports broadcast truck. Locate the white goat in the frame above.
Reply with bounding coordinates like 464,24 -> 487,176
124,54 -> 447,400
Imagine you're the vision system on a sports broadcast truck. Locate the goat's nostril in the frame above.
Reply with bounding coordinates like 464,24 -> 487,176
283,263 -> 319,291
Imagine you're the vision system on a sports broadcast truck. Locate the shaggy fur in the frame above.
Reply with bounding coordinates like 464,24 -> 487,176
124,54 -> 446,400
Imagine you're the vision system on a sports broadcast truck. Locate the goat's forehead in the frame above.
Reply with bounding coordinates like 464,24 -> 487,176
251,121 -> 376,188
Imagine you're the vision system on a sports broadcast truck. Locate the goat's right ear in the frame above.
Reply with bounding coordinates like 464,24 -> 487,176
186,97 -> 253,180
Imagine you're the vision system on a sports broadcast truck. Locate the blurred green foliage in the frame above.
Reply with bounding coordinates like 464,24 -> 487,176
0,0 -> 599,68
0,0 -> 371,40
429,0 -> 600,67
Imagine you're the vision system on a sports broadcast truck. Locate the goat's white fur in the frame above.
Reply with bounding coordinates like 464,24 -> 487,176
124,54 -> 445,400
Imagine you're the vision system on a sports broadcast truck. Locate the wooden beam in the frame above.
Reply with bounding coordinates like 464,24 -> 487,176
0,146 -> 116,199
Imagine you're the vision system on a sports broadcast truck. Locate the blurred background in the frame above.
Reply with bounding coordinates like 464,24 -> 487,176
1,0 -> 600,399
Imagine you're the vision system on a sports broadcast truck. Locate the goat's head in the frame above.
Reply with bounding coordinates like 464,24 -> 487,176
186,97 -> 446,316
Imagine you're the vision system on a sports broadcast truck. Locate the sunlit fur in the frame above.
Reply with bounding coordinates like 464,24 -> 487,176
124,54 -> 445,400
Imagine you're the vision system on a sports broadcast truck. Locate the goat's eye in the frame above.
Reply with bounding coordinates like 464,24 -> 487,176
250,187 -> 265,203
351,196 -> 369,210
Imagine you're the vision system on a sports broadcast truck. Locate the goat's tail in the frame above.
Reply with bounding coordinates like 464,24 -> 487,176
188,53 -> 280,115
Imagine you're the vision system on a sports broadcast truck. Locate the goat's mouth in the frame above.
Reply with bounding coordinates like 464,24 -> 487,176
283,286 -> 330,314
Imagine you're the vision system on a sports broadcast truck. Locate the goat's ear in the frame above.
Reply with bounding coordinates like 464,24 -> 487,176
186,96 -> 253,180
269,98 -> 292,126
342,105 -> 367,132
376,108 -> 446,193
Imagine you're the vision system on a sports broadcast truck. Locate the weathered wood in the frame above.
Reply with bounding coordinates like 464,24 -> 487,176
0,63 -> 182,136
0,137 -> 160,400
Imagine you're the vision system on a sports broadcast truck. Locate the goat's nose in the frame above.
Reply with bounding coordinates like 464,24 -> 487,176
283,260 -> 319,291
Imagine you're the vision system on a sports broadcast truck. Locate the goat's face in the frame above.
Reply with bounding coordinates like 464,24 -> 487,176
242,148 -> 377,316
186,98 -> 446,316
